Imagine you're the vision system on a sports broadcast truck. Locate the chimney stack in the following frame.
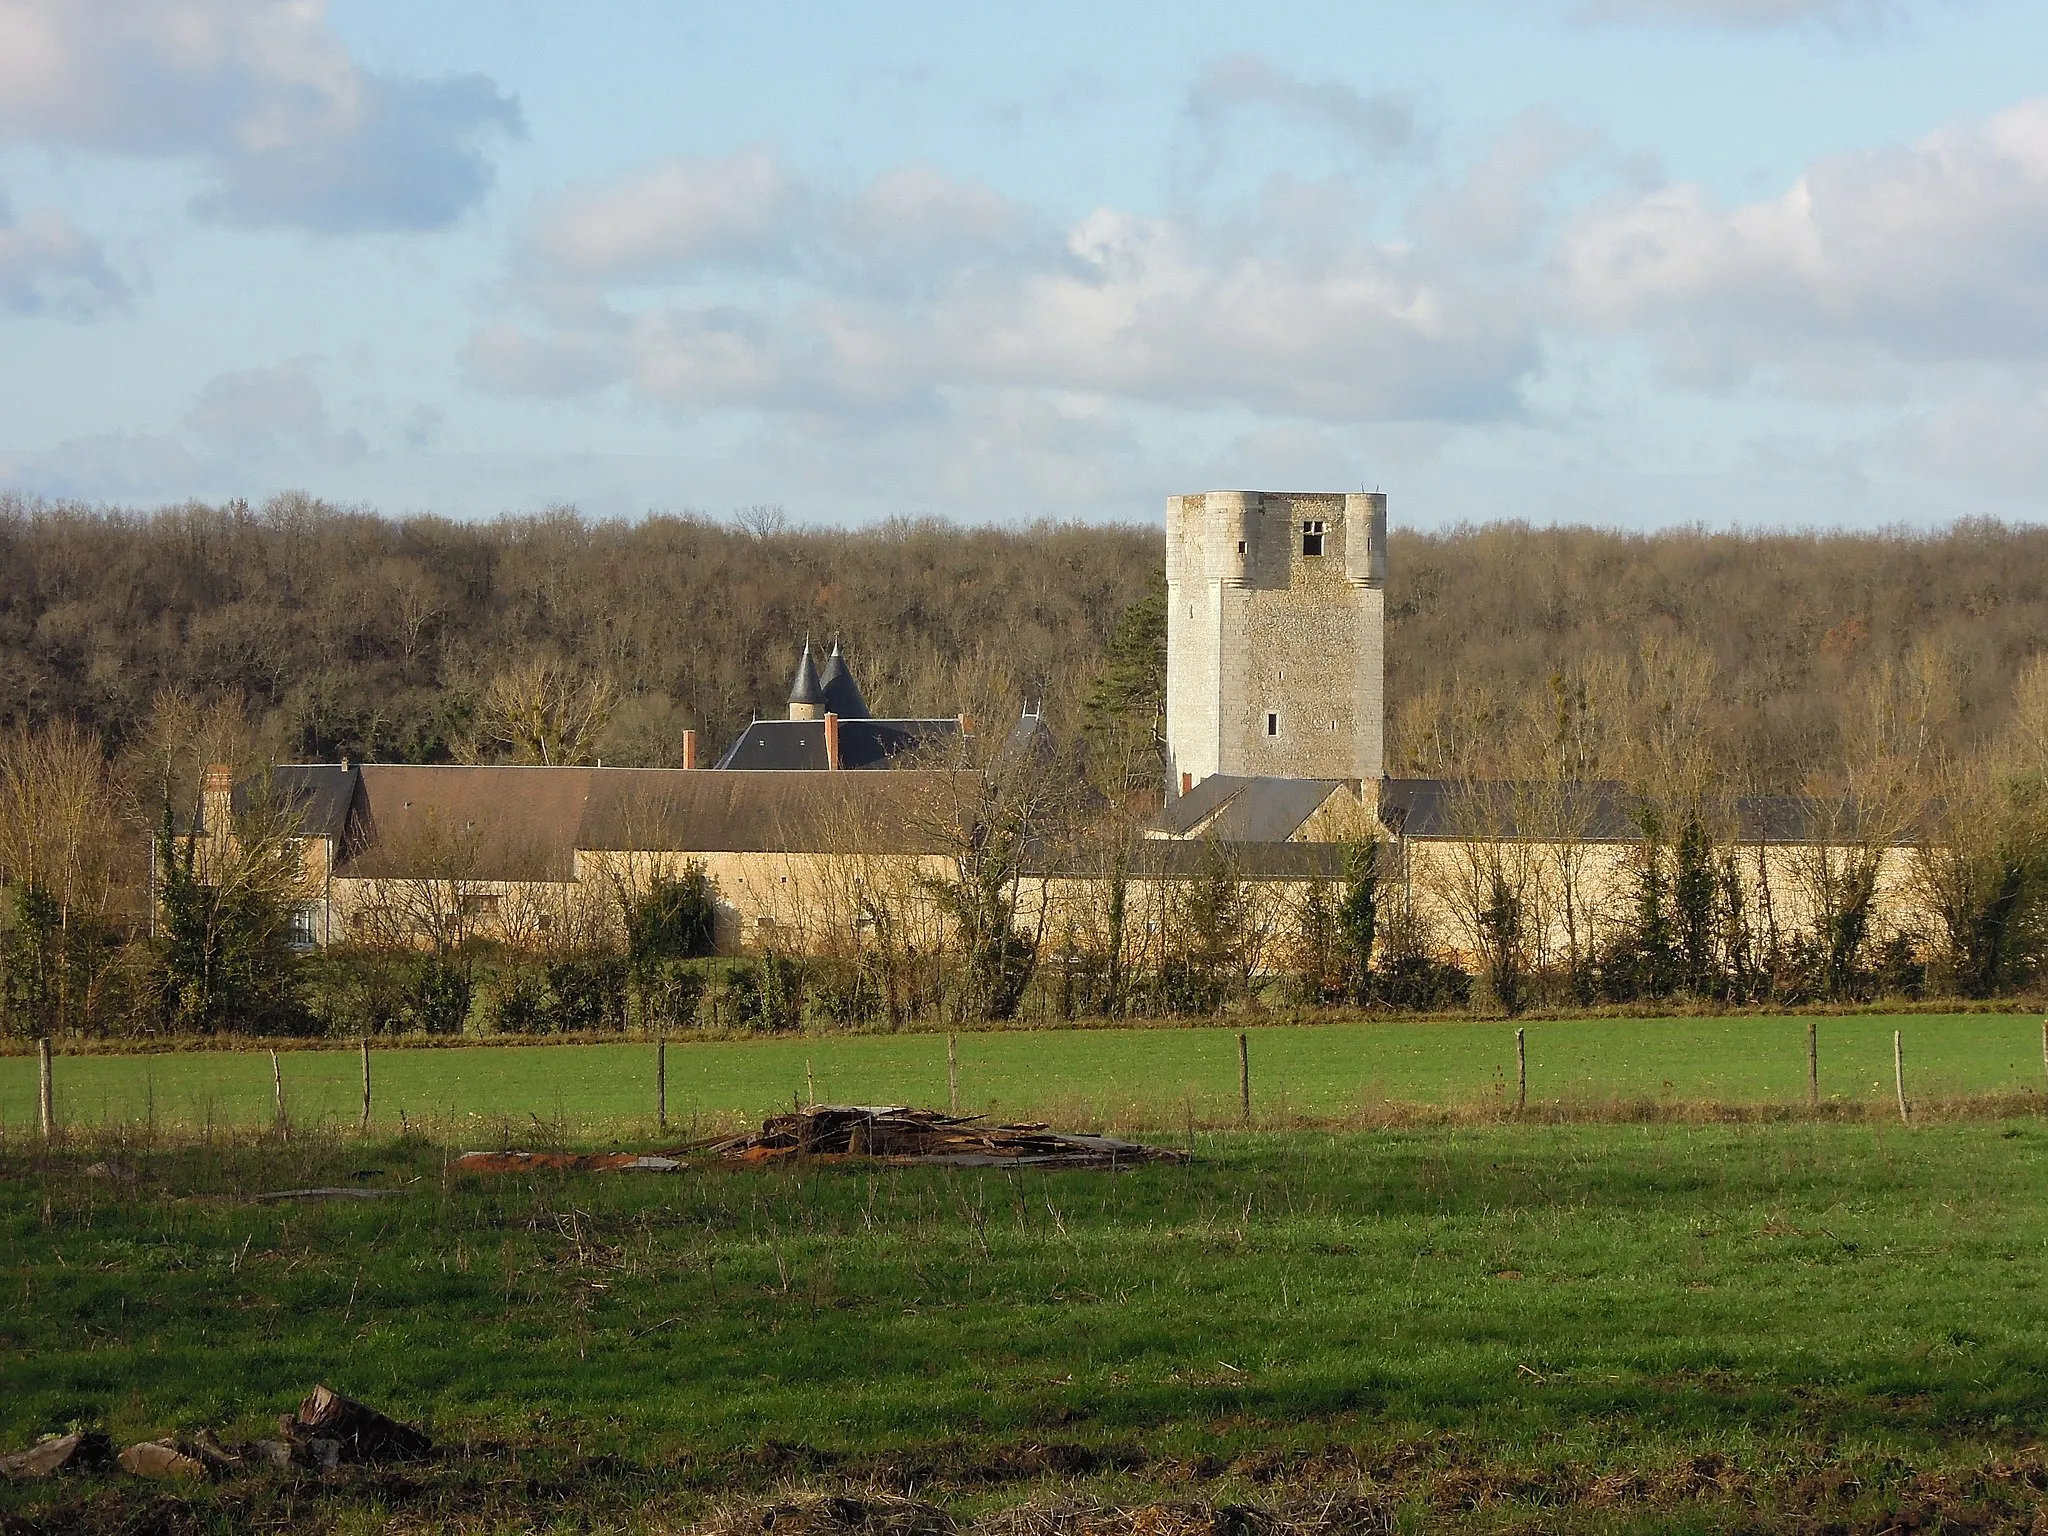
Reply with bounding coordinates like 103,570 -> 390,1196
823,712 -> 841,770
1180,771 -> 1192,797
202,763 -> 233,835
681,729 -> 698,771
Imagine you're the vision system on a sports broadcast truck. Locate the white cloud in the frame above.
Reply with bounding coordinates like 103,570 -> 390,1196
535,146 -> 806,279
481,145 -> 1540,424
0,0 -> 520,232
0,194 -> 126,317
1561,97 -> 2048,378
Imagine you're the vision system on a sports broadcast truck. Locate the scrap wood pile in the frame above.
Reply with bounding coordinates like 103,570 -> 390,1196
700,1105 -> 1187,1167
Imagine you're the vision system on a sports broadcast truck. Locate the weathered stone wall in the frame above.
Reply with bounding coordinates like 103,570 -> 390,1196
1165,489 -> 1386,794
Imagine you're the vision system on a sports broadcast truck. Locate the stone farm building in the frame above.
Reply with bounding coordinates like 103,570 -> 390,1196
208,491 -> 1934,967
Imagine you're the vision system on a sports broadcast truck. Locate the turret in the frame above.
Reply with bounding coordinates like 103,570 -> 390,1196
787,641 -> 824,721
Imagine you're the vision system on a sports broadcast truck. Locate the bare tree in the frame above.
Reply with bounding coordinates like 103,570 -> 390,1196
474,659 -> 618,765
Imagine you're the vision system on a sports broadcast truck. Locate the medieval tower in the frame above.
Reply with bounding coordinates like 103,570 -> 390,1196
1164,490 -> 1387,795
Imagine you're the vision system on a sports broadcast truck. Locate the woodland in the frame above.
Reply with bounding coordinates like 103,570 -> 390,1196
4,491 -> 2048,1039
2,493 -> 2045,782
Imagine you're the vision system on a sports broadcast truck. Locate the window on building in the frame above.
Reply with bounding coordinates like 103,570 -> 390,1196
1301,519 -> 1325,556
289,905 -> 319,949
1236,539 -> 1247,554
460,893 -> 501,918
1266,711 -> 1279,737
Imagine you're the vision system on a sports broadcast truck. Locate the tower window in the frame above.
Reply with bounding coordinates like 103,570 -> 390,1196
1266,711 -> 1279,737
1236,540 -> 1246,554
1301,520 -> 1325,556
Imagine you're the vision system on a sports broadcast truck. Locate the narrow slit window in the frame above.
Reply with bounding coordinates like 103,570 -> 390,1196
1301,519 -> 1325,556
1266,711 -> 1279,737
1236,539 -> 1246,554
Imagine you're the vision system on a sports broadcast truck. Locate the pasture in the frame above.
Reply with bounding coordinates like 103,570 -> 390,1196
5,1011 -> 2048,1134
8,1118 -> 2048,1532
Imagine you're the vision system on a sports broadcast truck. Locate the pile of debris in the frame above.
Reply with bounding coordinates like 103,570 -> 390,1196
700,1106 -> 1186,1168
0,1386 -> 429,1482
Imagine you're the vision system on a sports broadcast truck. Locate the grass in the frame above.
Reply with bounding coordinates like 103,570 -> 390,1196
8,1116 -> 2048,1531
5,1011 -> 2048,1134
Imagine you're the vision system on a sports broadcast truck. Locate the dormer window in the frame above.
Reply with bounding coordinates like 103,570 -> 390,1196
1301,520 -> 1325,556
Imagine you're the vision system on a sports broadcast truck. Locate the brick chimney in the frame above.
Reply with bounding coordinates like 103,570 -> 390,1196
823,712 -> 841,770
202,763 -> 233,835
681,729 -> 698,771
1180,771 -> 1192,797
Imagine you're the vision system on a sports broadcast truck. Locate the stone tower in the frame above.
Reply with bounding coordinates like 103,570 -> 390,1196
1164,490 -> 1387,795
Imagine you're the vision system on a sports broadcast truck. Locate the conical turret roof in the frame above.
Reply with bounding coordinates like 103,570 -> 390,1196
817,640 -> 871,719
788,640 -> 824,708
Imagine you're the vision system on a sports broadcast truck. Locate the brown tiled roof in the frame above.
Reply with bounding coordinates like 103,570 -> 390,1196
578,769 -> 973,854
339,765 -> 598,880
318,763 -> 980,877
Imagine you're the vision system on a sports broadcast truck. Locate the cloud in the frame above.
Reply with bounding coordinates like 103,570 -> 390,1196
0,194 -> 126,317
535,146 -> 806,279
183,360 -> 366,461
0,360 -> 372,502
482,146 -> 1540,424
1560,97 -> 2048,378
530,149 -> 1057,290
1183,54 -> 1420,162
1577,0 -> 1910,26
0,0 -> 521,232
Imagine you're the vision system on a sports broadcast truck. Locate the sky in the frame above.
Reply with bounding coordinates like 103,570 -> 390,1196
1,0 -> 2046,531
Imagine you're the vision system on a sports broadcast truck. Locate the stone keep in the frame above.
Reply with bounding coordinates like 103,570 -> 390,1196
1164,490 -> 1387,793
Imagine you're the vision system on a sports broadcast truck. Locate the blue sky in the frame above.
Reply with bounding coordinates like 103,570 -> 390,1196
1,0 -> 2045,529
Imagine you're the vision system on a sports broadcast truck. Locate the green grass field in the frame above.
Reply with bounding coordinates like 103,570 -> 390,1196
4,1012 -> 2046,1133
8,1120 -> 2048,1532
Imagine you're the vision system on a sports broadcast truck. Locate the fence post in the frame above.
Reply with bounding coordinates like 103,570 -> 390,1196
1515,1028 -> 1526,1114
37,1037 -> 54,1141
1807,1019 -> 1819,1108
359,1037 -> 372,1132
948,1034 -> 959,1115
270,1048 -> 286,1135
657,1032 -> 667,1131
1894,1030 -> 1910,1125
1238,1032 -> 1251,1126
2040,1018 -> 2046,1088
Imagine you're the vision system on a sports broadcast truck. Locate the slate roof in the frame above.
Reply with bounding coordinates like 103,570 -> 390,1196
788,642 -> 824,709
223,763 -> 359,839
817,642 -> 870,719
1377,778 -> 1904,844
1151,775 -> 1350,842
711,716 -> 962,770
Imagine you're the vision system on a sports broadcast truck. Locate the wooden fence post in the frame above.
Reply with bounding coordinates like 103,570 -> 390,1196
1515,1028 -> 1526,1114
1894,1030 -> 1910,1125
657,1033 -> 667,1131
1238,1032 -> 1251,1126
2040,1018 -> 2046,1088
270,1048 -> 286,1135
948,1034 -> 959,1115
37,1037 -> 53,1141
1807,1019 -> 1819,1108
359,1038 -> 372,1132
